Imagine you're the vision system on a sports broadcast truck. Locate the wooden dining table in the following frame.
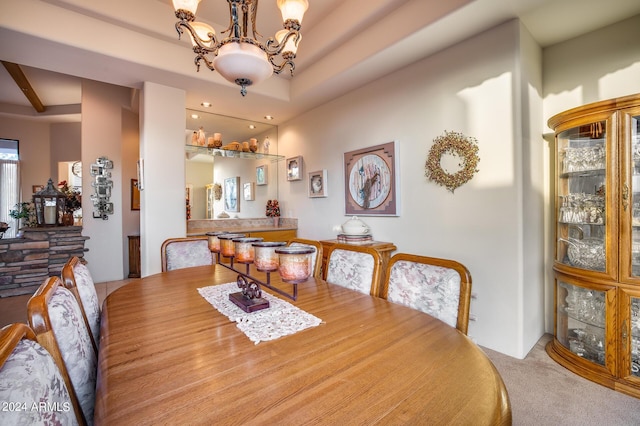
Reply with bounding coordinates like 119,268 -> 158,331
94,265 -> 511,425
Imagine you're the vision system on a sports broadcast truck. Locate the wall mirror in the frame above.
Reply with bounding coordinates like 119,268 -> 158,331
185,110 -> 279,221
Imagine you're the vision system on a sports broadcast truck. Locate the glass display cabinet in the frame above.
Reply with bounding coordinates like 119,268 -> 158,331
547,93 -> 640,398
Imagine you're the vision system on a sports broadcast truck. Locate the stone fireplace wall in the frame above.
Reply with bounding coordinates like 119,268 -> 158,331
0,227 -> 89,297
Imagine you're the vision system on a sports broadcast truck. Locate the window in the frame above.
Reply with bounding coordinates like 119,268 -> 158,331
1,139 -> 20,238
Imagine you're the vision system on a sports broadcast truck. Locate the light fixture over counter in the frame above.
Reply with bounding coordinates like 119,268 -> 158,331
173,0 -> 309,96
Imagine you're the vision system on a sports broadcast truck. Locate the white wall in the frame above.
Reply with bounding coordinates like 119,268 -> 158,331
543,14 -> 640,124
121,108 -> 140,277
277,20 -> 544,357
81,80 -> 131,282
50,122 -> 81,177
186,160 -> 212,220
0,116 -> 51,201
139,82 -> 186,277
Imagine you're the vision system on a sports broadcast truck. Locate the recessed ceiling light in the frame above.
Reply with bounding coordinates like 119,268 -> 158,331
201,102 -> 212,107
191,114 -> 199,119
248,124 -> 256,129
264,115 -> 274,120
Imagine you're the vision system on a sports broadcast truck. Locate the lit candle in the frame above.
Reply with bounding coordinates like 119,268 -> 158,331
254,242 -> 286,272
218,234 -> 245,258
276,247 -> 314,283
44,205 -> 57,225
206,232 -> 228,253
233,237 -> 263,263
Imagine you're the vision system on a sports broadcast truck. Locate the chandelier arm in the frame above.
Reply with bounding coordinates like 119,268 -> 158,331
194,50 -> 216,72
250,0 -> 263,39
269,56 -> 295,76
176,21 -> 219,53
264,30 -> 300,56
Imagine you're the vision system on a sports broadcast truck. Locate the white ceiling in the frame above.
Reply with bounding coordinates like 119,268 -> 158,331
1,0 -> 639,125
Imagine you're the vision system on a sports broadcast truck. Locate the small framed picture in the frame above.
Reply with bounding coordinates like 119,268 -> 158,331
308,170 -> 328,198
287,156 -> 303,181
131,179 -> 140,210
32,185 -> 44,194
256,165 -> 268,186
224,176 -> 240,212
243,182 -> 255,201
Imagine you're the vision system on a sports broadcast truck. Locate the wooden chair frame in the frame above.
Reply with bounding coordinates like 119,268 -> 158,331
61,256 -> 98,356
0,323 -> 37,368
325,243 -> 383,296
160,236 -> 210,272
27,276 -> 88,426
287,238 -> 323,278
381,253 -> 472,335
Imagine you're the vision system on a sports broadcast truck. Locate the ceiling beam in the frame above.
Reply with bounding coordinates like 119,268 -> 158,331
1,61 -> 46,113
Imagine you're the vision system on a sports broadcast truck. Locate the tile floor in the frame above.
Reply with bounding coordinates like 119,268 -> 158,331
0,279 -> 137,328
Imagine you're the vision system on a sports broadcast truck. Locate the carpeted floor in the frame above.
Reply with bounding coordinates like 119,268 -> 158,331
482,334 -> 640,425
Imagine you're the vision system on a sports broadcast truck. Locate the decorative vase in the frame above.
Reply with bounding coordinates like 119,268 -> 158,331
273,217 -> 280,227
61,213 -> 74,226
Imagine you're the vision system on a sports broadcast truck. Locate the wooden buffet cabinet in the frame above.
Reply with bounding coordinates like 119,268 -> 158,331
547,93 -> 640,397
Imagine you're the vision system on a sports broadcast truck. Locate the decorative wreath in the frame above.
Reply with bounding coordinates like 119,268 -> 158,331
425,131 -> 480,193
213,183 -> 222,201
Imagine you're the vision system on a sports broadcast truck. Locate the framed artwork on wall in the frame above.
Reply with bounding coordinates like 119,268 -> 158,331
243,182 -> 255,201
224,176 -> 240,212
32,185 -> 44,194
343,141 -> 399,216
286,156 -> 302,181
131,179 -> 140,210
256,165 -> 268,185
308,169 -> 328,198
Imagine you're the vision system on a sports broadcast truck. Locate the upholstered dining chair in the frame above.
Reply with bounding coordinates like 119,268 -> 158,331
0,322 -> 80,426
381,253 -> 472,335
161,236 -> 213,272
287,238 -> 323,278
325,243 -> 382,296
62,257 -> 100,355
27,276 -> 97,426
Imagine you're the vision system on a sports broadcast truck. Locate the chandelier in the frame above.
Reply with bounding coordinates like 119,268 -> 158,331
173,0 -> 309,96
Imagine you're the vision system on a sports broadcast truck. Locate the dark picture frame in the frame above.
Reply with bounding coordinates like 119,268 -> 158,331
131,179 -> 140,210
343,141 -> 399,216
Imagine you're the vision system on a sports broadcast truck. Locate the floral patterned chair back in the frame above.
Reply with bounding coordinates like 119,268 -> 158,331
0,323 -> 80,426
381,253 -> 472,335
288,238 -> 323,278
161,236 -> 213,272
325,244 -> 382,296
62,257 -> 100,355
28,276 -> 97,426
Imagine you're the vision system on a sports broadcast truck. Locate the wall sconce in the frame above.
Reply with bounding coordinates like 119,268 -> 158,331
90,157 -> 114,220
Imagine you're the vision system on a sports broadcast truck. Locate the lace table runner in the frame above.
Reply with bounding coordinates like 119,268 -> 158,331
198,282 -> 323,344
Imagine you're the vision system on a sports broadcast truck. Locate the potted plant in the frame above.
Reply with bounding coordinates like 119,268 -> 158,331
9,202 -> 36,232
58,180 -> 82,225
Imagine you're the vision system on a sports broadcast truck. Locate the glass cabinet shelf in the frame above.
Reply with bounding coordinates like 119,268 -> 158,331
632,298 -> 640,376
559,169 -> 606,179
185,145 -> 285,162
557,282 -> 606,365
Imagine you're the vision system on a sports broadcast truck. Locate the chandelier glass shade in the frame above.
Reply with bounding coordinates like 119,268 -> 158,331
173,0 -> 308,96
